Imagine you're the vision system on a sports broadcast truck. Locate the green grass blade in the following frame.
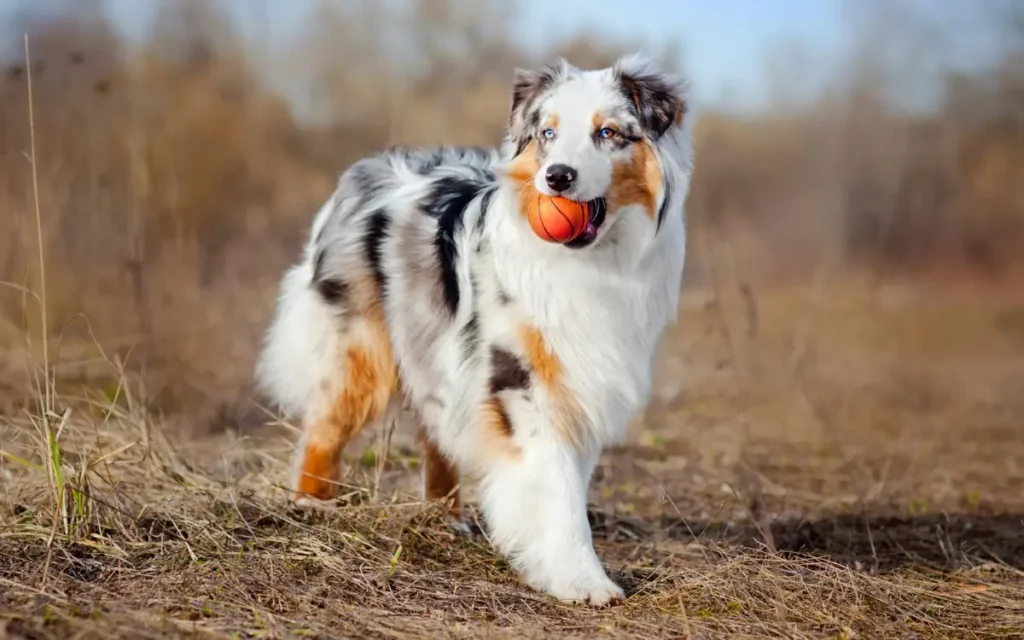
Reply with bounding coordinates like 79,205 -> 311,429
0,449 -> 44,472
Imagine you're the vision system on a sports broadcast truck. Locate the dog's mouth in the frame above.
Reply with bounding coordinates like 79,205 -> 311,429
566,198 -> 607,250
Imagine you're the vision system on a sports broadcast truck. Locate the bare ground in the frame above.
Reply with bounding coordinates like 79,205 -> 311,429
2,278 -> 1024,639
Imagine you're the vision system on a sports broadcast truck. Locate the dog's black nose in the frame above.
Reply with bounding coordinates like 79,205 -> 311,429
545,164 -> 577,193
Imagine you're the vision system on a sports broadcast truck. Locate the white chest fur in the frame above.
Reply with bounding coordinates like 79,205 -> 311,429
486,193 -> 686,446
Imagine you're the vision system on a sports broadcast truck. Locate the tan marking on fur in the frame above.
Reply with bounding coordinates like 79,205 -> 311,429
593,113 -> 624,136
478,396 -> 522,461
349,274 -> 386,321
504,141 -> 541,218
608,141 -> 662,219
294,312 -> 398,500
518,325 -> 585,446
419,427 -> 461,515
506,140 -> 540,184
294,442 -> 342,500
520,325 -> 561,387
484,396 -> 514,436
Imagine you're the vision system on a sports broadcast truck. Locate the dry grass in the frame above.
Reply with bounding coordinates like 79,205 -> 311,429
3,279 -> 1024,639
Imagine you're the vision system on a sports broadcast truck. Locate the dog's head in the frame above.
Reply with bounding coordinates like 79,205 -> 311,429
501,55 -> 689,249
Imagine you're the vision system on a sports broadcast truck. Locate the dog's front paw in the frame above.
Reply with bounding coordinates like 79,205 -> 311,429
291,494 -> 338,512
528,567 -> 624,606
551,573 -> 624,606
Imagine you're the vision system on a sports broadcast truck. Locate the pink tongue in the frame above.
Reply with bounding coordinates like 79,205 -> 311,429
580,223 -> 598,241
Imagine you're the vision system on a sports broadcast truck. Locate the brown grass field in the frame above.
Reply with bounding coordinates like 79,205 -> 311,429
2,275 -> 1024,639
2,1 -> 1024,638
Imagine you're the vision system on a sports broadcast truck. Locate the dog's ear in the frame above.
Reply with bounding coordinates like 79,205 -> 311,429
508,59 -> 570,154
614,54 -> 687,141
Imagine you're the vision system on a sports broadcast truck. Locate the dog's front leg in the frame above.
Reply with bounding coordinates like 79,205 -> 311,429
479,438 -> 623,605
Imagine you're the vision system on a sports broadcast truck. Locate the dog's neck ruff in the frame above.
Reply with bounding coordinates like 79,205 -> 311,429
481,179 -> 686,447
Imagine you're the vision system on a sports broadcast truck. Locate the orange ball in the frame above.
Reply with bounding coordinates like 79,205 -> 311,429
527,195 -> 592,243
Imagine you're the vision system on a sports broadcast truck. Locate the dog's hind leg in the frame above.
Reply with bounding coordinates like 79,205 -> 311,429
419,428 -> 461,509
256,257 -> 399,501
291,311 -> 398,500
418,425 -> 472,532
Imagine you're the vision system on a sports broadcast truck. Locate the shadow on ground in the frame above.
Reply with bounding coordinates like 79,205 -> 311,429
589,508 -> 1024,572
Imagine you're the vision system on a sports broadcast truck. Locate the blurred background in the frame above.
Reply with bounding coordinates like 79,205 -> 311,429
1,0 -> 1022,428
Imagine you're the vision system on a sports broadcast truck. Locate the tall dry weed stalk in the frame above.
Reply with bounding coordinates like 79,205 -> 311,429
23,34 -> 51,418
15,34 -> 74,588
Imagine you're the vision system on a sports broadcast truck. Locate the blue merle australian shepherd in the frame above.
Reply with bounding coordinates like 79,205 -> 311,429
257,54 -> 692,605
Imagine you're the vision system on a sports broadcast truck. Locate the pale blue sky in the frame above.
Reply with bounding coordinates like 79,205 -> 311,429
205,0 -> 851,111
2,0 -> 1010,113
512,0 -> 850,109
346,0 -> 843,109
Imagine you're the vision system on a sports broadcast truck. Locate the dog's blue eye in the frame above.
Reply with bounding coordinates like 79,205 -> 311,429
542,128 -> 556,140
599,128 -> 616,139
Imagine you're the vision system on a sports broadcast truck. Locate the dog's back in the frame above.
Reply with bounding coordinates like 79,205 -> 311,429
256,145 -> 501,496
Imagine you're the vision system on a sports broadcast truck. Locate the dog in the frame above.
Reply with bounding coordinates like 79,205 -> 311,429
256,54 -> 692,605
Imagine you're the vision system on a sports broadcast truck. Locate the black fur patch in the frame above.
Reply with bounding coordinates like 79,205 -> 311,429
477,186 -> 497,230
489,347 -> 530,394
656,181 -> 671,231
474,188 -> 495,255
312,249 -> 349,304
617,69 -> 685,140
363,209 -> 391,295
515,134 -> 532,157
527,109 -> 541,130
317,278 -> 349,304
426,177 -> 484,315
496,286 -> 512,305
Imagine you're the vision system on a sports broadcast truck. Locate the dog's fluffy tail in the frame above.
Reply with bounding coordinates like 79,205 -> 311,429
255,253 -> 343,418
255,192 -> 346,418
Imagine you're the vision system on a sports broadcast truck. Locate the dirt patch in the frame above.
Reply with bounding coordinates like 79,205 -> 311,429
3,282 -> 1024,638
